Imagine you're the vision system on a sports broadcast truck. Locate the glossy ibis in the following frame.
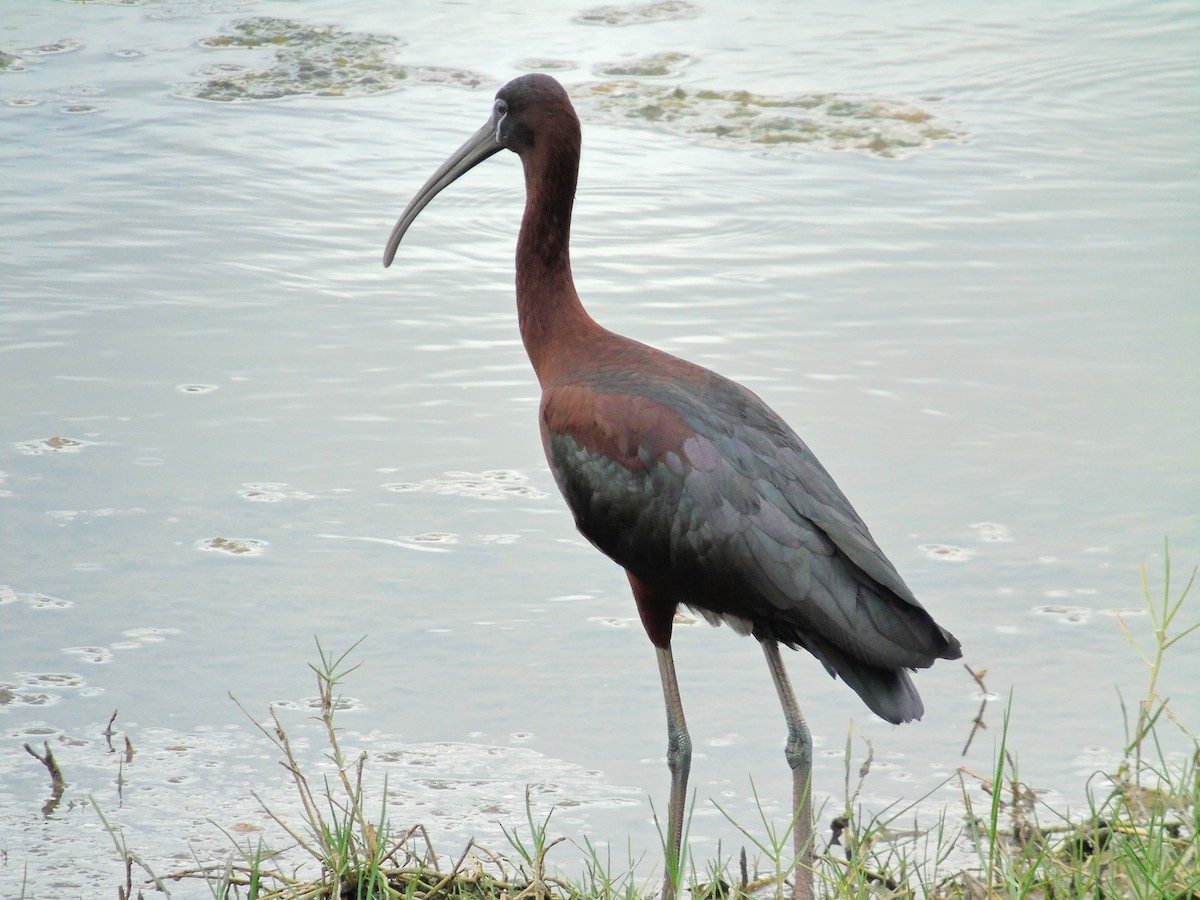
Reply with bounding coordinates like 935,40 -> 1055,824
384,74 -> 961,900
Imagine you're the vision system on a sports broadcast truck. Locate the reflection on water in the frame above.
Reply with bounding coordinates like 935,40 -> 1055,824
1,0 -> 1197,894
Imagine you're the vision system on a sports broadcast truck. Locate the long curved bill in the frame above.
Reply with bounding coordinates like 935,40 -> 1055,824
383,116 -> 504,267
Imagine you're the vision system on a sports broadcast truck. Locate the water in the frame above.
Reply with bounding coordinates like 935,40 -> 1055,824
2,0 -> 1197,895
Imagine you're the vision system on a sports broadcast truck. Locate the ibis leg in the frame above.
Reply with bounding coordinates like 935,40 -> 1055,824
762,640 -> 815,900
655,644 -> 692,900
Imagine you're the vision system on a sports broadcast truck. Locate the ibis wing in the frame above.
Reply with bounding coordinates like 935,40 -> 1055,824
541,373 -> 957,673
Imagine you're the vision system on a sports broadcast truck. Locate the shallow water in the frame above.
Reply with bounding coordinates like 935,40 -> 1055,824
2,0 -> 1198,895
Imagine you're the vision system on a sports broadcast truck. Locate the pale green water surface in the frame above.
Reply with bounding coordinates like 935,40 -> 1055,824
1,0 -> 1197,895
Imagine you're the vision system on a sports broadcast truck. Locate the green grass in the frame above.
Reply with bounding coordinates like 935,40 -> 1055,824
93,546 -> 1197,899
935,542 -> 1199,900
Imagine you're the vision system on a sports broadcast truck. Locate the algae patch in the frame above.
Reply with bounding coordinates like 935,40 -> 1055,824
576,0 -> 701,26
2,39 -> 85,73
0,50 -> 25,72
574,81 -> 964,158
182,17 -> 486,102
596,51 -> 693,78
15,436 -> 92,455
196,536 -> 267,556
520,58 -> 578,73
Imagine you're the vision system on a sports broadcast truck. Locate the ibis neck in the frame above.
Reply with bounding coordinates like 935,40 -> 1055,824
515,142 -> 599,386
